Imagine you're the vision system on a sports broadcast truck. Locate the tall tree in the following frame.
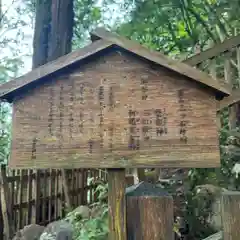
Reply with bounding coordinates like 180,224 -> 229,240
48,0 -> 74,61
32,0 -> 74,68
32,0 -> 51,68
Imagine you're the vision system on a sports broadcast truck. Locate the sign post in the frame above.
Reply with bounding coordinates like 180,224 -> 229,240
108,169 -> 127,240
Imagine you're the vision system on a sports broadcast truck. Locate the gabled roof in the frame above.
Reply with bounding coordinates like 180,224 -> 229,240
0,28 -> 230,102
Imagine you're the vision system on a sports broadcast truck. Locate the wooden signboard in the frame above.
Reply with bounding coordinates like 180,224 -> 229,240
0,28 -> 229,169
8,51 -> 220,169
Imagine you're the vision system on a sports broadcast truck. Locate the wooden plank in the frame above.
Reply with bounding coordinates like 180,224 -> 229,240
27,169 -> 33,224
73,169 -> 76,206
32,170 -> 40,223
59,170 -> 63,218
209,58 -> 217,80
61,169 -> 71,209
224,56 -> 232,85
224,54 -> 237,130
217,88 -> 240,111
6,170 -> 57,182
126,182 -> 174,240
0,39 -> 113,100
10,169 -> 15,217
84,170 -> 88,204
92,28 -> 230,96
221,191 -> 240,240
89,170 -> 93,204
42,170 -> 47,224
0,165 -> 13,239
48,169 -> 53,222
93,170 -> 98,202
0,28 -> 231,104
54,170 -> 59,220
184,34 -> 240,66
17,169 -> 24,230
12,195 -> 61,210
108,169 -> 127,240
76,169 -> 80,205
80,169 -> 84,205
9,54 -> 223,169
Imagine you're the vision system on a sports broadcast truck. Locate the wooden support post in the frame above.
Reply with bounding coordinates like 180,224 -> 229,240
0,166 -> 14,239
32,170 -> 40,223
126,182 -> 174,240
108,168 -> 127,240
61,169 -> 72,210
221,191 -> 240,240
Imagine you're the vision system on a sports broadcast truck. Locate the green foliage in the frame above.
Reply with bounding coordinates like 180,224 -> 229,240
71,207 -> 108,240
117,0 -> 240,58
66,180 -> 109,240
0,1 -> 30,164
1,0 -> 240,238
186,188 -> 216,239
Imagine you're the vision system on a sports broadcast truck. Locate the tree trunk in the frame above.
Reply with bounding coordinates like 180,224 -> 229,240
31,0 -> 74,223
32,0 -> 74,68
32,0 -> 52,69
48,0 -> 74,62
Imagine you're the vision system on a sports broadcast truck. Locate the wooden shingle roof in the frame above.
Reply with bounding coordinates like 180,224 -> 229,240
0,28 -> 230,102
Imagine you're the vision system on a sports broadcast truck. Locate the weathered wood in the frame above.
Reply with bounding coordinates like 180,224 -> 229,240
91,28 -> 230,96
0,39 -> 112,99
108,169 -> 127,240
9,51 -> 221,169
184,35 -> 240,66
0,166 -> 102,233
32,170 -> 40,223
126,182 -> 174,240
217,88 -> 240,111
221,191 -> 240,240
42,170 -> 47,223
17,170 -> 24,229
60,170 -> 64,218
223,54 -> 236,130
209,58 -> 217,80
62,169 -> 71,209
0,29 -> 230,101
48,169 -> 53,222
27,169 -> 32,224
0,166 -> 13,239
80,169 -> 85,205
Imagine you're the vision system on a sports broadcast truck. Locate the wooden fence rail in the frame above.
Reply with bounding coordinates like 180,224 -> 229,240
184,33 -> 240,129
0,165 -> 107,239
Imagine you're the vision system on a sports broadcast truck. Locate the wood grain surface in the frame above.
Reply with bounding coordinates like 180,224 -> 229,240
9,50 -> 220,169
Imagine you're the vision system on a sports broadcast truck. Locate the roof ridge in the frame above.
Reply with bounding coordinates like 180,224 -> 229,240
0,28 -> 230,102
91,28 -> 231,96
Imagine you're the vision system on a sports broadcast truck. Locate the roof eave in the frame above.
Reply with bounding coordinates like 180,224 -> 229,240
91,28 -> 230,97
0,39 -> 113,102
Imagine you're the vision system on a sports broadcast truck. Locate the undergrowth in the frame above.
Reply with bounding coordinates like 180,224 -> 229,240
66,180 -> 109,240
